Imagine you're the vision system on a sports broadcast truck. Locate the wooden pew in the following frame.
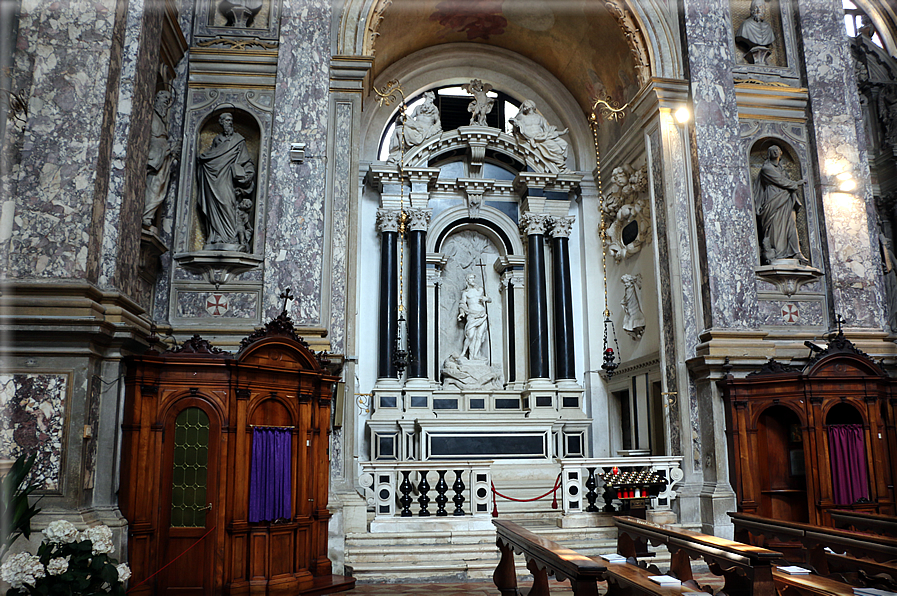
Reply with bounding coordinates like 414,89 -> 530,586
493,519 -> 702,596
830,509 -> 897,538
728,512 -> 897,570
613,515 -> 782,596
493,518 -> 606,596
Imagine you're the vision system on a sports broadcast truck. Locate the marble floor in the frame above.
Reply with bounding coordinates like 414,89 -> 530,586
349,579 -> 575,595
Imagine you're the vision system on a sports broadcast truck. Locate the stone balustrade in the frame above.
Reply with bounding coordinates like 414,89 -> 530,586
360,460 -> 494,532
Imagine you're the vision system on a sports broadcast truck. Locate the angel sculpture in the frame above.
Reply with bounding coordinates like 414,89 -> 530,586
463,79 -> 495,126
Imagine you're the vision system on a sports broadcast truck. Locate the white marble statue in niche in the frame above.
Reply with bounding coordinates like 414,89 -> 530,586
196,112 -> 257,252
510,99 -> 570,172
143,90 -> 180,228
438,230 -> 503,390
754,145 -> 809,265
463,79 -> 494,126
387,91 -> 443,165
602,164 -> 651,262
620,273 -> 646,340
735,0 -> 775,65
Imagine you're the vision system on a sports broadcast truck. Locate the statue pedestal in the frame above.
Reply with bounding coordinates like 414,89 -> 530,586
747,45 -> 772,65
755,260 -> 823,296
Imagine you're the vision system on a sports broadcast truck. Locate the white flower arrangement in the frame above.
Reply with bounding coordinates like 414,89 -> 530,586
0,522 -> 130,595
0,552 -> 45,589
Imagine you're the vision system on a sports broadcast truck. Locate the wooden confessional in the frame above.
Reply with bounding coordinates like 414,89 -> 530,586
721,332 -> 897,527
120,313 -> 354,595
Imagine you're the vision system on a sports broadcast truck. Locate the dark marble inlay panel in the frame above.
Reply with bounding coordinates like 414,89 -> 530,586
174,290 -> 259,319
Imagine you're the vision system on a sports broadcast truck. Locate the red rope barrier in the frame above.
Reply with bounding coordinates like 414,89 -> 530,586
126,525 -> 217,592
491,474 -> 561,517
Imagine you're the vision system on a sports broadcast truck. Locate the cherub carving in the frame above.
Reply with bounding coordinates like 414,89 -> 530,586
462,79 -> 494,126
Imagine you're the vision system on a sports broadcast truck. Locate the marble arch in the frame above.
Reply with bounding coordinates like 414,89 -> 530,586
359,44 -> 594,172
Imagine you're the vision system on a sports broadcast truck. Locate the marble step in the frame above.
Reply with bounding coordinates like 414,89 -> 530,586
344,521 -> 667,582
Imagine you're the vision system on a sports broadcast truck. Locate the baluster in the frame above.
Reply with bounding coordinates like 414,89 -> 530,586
417,470 -> 431,516
399,470 -> 413,517
452,469 -> 466,516
586,467 -> 599,512
435,470 -> 449,516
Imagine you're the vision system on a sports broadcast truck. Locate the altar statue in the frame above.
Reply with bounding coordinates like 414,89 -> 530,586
387,91 -> 442,165
196,112 -> 256,251
621,274 -> 646,340
754,145 -> 808,265
458,273 -> 491,361
510,99 -> 569,172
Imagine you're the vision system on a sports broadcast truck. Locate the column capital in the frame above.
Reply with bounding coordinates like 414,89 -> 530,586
406,208 -> 432,232
548,216 -> 576,238
520,212 -> 551,236
376,208 -> 401,233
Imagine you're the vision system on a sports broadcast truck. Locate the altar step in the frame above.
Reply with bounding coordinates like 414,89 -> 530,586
344,521 -> 672,583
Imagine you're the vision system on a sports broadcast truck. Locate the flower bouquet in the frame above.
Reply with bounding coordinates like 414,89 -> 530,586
1,520 -> 130,595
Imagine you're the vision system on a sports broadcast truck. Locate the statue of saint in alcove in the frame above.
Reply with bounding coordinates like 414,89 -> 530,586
438,230 -> 504,390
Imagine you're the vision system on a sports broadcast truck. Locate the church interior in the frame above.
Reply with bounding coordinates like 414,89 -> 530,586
4,0 -> 897,593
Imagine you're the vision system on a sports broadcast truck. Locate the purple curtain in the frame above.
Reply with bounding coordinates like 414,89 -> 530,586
248,428 -> 292,523
828,424 -> 869,505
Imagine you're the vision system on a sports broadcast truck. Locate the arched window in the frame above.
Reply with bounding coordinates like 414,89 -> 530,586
844,0 -> 884,47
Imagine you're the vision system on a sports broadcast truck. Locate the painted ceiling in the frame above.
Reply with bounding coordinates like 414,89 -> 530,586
371,0 -> 642,118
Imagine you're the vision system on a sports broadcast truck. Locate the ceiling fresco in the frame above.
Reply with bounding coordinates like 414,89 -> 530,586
371,0 -> 643,122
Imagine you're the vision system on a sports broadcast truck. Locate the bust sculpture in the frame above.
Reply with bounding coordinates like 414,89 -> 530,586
196,112 -> 256,251
736,0 -> 775,64
143,90 -> 180,228
510,99 -> 569,172
387,91 -> 442,165
754,145 -> 808,265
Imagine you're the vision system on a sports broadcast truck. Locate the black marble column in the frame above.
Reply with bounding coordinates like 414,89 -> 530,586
406,209 -> 431,379
377,209 -> 400,379
550,217 -> 575,379
522,213 -> 550,379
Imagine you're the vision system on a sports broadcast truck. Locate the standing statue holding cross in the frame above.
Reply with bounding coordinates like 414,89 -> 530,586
457,273 -> 491,361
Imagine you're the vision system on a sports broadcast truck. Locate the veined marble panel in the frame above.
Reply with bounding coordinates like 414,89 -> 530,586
263,0 -> 332,325
685,0 -> 759,328
0,373 -> 68,491
6,0 -> 117,280
798,1 -> 884,329
758,299 -> 824,327
174,290 -> 259,319
328,101 -> 353,353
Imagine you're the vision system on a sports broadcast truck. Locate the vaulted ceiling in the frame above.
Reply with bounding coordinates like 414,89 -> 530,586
368,0 -> 645,117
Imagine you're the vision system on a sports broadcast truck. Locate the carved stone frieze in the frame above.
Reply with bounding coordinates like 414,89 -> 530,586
601,163 -> 651,262
604,0 -> 651,87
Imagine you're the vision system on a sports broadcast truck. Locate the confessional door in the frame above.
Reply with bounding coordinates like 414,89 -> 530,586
158,399 -> 220,595
756,406 -> 808,523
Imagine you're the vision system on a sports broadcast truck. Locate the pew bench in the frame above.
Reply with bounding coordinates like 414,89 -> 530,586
493,519 -> 702,596
830,509 -> 897,538
771,568 -> 856,596
728,512 -> 897,570
614,515 -> 782,596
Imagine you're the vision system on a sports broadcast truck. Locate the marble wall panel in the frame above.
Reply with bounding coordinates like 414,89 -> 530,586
648,128 -> 681,457
684,0 -> 760,329
328,101 -> 353,354
174,290 -> 259,319
0,373 -> 68,491
757,299 -> 824,327
263,0 -> 332,325
5,0 -> 118,280
798,1 -> 884,329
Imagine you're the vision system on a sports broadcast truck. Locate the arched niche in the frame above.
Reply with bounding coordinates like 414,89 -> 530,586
190,108 -> 261,253
748,137 -> 812,266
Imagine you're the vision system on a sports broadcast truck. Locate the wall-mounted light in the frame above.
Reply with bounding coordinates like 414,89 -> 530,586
836,171 -> 856,192
674,106 -> 691,124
